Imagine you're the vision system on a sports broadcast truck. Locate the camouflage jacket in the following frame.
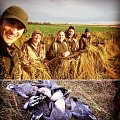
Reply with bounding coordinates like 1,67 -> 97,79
47,40 -> 69,60
21,38 -> 46,63
79,34 -> 91,50
0,36 -> 22,79
65,37 -> 79,53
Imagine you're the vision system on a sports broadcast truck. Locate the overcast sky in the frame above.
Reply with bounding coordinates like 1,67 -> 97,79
0,0 -> 120,24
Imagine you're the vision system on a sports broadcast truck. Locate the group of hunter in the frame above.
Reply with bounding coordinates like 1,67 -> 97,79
0,6 -> 91,79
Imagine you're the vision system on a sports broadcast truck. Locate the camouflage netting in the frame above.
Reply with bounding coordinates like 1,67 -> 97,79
0,80 -> 119,120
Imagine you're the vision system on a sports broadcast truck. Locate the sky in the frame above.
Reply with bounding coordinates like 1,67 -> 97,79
0,0 -> 120,24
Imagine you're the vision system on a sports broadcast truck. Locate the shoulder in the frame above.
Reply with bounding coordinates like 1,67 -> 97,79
80,34 -> 86,40
63,41 -> 67,45
48,41 -> 57,50
12,43 -> 20,51
52,41 -> 58,45
12,44 -> 22,57
39,41 -> 45,47
40,41 -> 45,44
81,34 -> 85,38
24,38 -> 32,44
22,38 -> 32,47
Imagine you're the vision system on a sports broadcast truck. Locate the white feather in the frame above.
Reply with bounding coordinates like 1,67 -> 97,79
38,87 -> 51,98
55,98 -> 65,112
51,90 -> 63,101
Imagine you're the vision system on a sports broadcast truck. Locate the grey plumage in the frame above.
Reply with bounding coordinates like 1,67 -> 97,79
6,80 -> 97,120
31,100 -> 51,120
44,105 -> 69,120
42,80 -> 59,89
24,95 -> 46,109
6,82 -> 38,98
70,97 -> 97,120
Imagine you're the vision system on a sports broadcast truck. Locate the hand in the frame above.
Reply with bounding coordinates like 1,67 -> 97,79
64,51 -> 70,57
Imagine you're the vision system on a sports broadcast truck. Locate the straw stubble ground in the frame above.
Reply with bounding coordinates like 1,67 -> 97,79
0,80 -> 119,120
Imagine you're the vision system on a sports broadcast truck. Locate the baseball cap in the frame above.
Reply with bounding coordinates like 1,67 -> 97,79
32,29 -> 42,36
2,5 -> 28,28
85,28 -> 89,32
68,26 -> 75,30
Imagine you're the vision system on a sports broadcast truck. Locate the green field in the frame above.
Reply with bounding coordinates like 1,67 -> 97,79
25,24 -> 119,37
17,24 -> 119,50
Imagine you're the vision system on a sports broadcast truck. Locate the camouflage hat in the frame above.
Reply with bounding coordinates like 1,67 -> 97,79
2,6 -> 28,28
32,29 -> 42,36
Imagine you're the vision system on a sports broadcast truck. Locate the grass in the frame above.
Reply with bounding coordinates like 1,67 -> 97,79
28,24 -> 119,33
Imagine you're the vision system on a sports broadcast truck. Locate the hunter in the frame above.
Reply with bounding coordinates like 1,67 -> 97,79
47,31 -> 70,60
0,6 -> 28,79
21,29 -> 46,64
79,28 -> 91,50
65,26 -> 79,53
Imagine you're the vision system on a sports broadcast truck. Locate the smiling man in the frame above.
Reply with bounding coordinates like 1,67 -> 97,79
47,31 -> 70,60
21,29 -> 46,63
0,6 -> 28,79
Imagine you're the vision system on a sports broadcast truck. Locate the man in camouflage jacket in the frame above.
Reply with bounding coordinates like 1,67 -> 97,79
79,28 -> 91,50
0,6 -> 28,79
65,26 -> 79,53
21,29 -> 46,64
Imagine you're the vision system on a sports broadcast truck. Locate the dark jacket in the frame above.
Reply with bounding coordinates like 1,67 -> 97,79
79,34 -> 91,50
46,40 -> 69,60
0,36 -> 21,79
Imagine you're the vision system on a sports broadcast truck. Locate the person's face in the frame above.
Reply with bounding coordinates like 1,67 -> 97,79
32,33 -> 41,43
68,28 -> 75,37
85,32 -> 90,38
57,32 -> 65,42
0,18 -> 25,45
